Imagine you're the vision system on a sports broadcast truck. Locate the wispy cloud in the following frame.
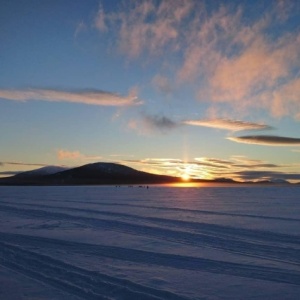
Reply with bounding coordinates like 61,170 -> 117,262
235,170 -> 300,182
0,161 -> 48,167
129,116 -> 273,135
178,3 -> 300,119
57,149 -> 102,161
96,0 -> 194,58
152,75 -> 173,95
74,21 -> 88,38
228,135 -> 300,146
0,88 -> 141,107
96,1 -> 300,119
183,118 -> 273,131
230,156 -> 279,168
123,155 -> 300,182
269,78 -> 300,119
128,113 -> 179,134
94,4 -> 107,32
0,171 -> 20,176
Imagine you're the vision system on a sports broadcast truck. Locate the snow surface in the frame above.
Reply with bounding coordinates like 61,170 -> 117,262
0,185 -> 300,299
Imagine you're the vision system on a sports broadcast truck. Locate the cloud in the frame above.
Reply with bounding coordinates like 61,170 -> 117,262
57,150 -> 82,160
96,1 -> 300,119
177,4 -> 242,83
0,161 -> 48,167
123,158 -> 193,177
269,77 -> 300,119
143,114 -> 178,130
96,0 -> 194,58
235,170 -> 300,182
122,155 -> 299,182
228,135 -> 300,146
124,112 -> 262,137
74,21 -> 87,38
128,113 -> 179,134
209,33 -> 300,118
152,75 -> 173,95
193,156 -> 298,181
195,157 -> 232,165
109,154 -> 135,158
94,4 -> 107,32
229,156 -> 279,169
176,3 -> 300,118
57,149 -> 102,161
183,118 -> 273,131
0,171 -> 21,176
0,88 -> 141,107
210,35 -> 298,100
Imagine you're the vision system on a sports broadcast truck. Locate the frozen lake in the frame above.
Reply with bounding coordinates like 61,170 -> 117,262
0,185 -> 300,299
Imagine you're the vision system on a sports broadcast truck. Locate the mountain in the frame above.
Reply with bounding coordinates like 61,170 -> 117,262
14,166 -> 68,178
45,162 -> 179,185
0,162 -> 180,185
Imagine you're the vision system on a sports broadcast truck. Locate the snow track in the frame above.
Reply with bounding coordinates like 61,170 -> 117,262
0,241 -> 187,300
0,186 -> 300,299
0,203 -> 299,266
0,232 -> 300,286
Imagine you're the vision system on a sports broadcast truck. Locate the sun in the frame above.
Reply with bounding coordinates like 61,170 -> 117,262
181,173 -> 190,181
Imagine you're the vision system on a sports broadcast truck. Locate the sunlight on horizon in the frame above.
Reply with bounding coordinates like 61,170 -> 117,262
181,173 -> 190,181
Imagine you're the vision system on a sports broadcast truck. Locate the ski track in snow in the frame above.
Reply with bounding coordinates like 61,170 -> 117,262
0,203 -> 300,266
0,186 -> 300,299
0,242 -> 187,300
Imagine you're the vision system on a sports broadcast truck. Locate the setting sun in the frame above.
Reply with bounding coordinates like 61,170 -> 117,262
181,173 -> 190,181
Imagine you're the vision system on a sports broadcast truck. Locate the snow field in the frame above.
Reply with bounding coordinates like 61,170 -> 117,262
0,186 -> 299,299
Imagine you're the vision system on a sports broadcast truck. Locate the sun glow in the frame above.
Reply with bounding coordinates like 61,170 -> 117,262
181,173 -> 190,181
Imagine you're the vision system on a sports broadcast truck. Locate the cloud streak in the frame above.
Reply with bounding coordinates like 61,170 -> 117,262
228,135 -> 300,146
57,149 -> 102,161
235,170 -> 300,181
183,119 -> 273,131
0,171 -> 21,176
0,161 -> 48,167
0,88 -> 141,107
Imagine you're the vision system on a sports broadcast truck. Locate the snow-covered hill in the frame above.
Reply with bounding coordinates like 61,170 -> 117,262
0,162 -> 179,185
14,166 -> 68,178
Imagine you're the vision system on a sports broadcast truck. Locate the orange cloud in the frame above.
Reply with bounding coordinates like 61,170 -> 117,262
57,150 -> 82,160
270,78 -> 300,119
57,149 -> 102,161
210,35 -> 300,104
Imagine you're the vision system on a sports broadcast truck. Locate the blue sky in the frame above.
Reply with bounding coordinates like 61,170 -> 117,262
1,0 -> 300,182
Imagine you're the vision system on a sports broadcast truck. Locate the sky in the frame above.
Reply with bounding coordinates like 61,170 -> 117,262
1,0 -> 300,183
